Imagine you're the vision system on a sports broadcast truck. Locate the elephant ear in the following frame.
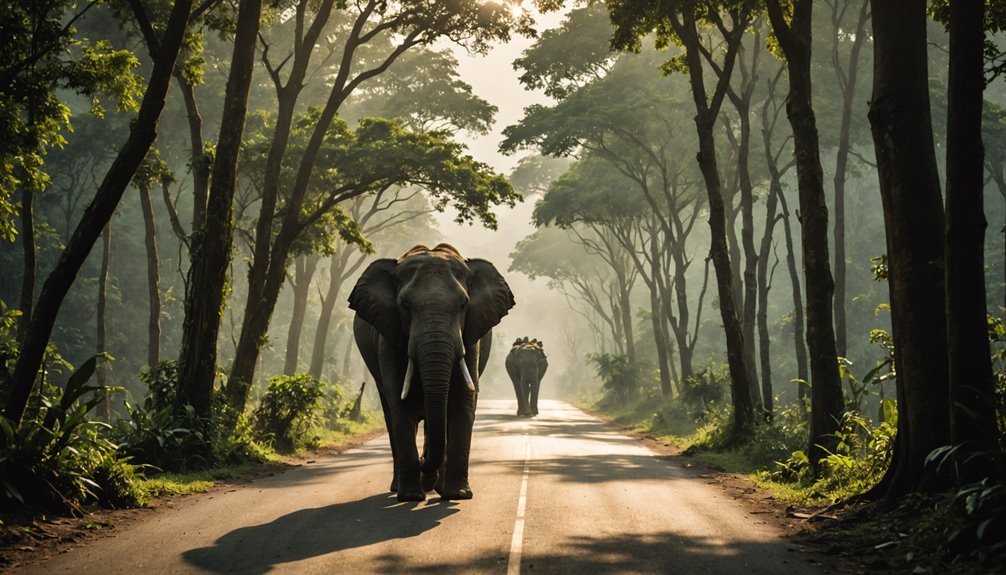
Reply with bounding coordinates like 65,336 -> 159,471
464,258 -> 515,346
348,258 -> 403,344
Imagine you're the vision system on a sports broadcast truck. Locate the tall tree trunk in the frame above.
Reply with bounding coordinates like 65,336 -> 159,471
756,176 -> 780,416
736,101 -> 762,411
175,74 -> 210,232
97,224 -> 111,419
778,188 -> 809,400
283,254 -> 319,375
766,0 -> 845,472
831,0 -> 870,360
616,262 -> 637,368
138,180 -> 161,366
945,0 -> 998,482
175,0 -> 263,417
3,0 -> 194,427
17,186 -> 35,343
309,251 -> 352,380
670,8 -> 755,441
649,236 -> 673,397
867,0 -> 950,496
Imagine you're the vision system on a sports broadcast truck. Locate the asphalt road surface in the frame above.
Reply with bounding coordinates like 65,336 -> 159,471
18,400 -> 829,574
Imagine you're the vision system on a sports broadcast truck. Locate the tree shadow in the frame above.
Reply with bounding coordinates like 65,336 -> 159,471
395,531 -> 826,574
181,494 -> 459,574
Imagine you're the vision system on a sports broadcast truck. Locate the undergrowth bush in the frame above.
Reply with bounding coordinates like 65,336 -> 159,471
251,374 -> 327,452
0,357 -> 145,512
764,403 -> 896,502
116,361 -> 268,472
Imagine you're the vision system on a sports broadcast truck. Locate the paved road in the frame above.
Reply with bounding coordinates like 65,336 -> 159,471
19,400 -> 828,574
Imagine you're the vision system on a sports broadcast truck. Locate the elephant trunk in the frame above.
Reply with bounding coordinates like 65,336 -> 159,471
415,336 -> 457,475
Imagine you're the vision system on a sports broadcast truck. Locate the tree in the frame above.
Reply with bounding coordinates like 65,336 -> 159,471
608,0 -> 757,441
223,1 -> 531,418
503,19 -> 710,394
133,150 -> 172,367
175,0 -> 263,417
825,0 -> 870,360
0,0 -> 141,343
4,0 -> 194,427
764,0 -> 845,471
941,0 -> 999,482
867,0 -> 950,496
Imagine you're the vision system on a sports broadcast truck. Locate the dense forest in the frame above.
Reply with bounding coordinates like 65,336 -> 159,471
1,0 -> 1005,570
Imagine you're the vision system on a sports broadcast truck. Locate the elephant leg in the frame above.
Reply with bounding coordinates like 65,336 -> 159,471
376,384 -> 399,492
437,383 -> 476,500
522,380 -> 534,417
530,378 -> 540,416
511,377 -> 528,416
420,419 -> 439,493
391,407 -> 424,501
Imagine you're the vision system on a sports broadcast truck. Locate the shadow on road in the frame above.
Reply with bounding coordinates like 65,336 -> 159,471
385,530 -> 822,574
181,493 -> 459,574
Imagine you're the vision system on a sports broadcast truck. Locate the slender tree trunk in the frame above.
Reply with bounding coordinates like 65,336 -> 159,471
175,0 -> 262,417
17,186 -> 35,343
309,252 -> 351,380
736,101 -> 762,411
756,178 -> 780,416
176,74 -> 209,232
649,237 -> 672,397
778,188 -> 809,400
97,223 -> 111,419
3,0 -> 194,427
868,0 -> 950,496
671,9 -> 755,441
831,0 -> 870,359
766,0 -> 845,471
138,180 -> 161,366
283,254 -> 319,375
945,0 -> 998,482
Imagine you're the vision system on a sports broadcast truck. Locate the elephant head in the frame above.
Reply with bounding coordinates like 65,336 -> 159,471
348,244 -> 514,475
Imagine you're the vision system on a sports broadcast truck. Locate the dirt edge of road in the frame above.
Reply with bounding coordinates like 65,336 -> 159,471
0,427 -> 387,571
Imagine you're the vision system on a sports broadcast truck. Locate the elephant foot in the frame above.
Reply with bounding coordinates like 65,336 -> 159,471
421,470 -> 438,493
396,490 -> 425,502
390,477 -> 399,493
436,482 -> 473,500
531,409 -> 539,416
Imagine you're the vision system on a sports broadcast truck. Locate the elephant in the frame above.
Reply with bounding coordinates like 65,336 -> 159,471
505,339 -> 547,417
349,243 -> 515,502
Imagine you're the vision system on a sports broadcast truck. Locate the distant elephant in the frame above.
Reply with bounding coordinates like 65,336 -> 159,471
349,244 -> 515,501
505,340 -> 547,416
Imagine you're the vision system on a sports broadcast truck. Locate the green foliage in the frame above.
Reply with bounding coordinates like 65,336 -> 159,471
940,478 -> 1006,565
589,353 -> 642,406
0,0 -> 142,240
116,361 -> 268,472
0,356 -> 143,512
680,363 -> 729,412
765,408 -> 896,502
251,374 -> 327,452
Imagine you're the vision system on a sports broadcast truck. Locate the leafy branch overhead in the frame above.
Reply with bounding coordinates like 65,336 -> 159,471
244,112 -> 518,257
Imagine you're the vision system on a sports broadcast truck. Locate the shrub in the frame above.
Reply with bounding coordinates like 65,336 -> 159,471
251,374 -> 326,452
0,357 -> 141,512
590,353 -> 643,407
681,363 -> 729,414
763,403 -> 896,501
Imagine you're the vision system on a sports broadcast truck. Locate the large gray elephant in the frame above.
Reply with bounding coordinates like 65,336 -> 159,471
505,339 -> 547,417
349,244 -> 514,502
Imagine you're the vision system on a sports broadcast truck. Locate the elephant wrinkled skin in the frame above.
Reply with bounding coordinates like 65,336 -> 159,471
505,338 -> 547,417
349,244 -> 515,502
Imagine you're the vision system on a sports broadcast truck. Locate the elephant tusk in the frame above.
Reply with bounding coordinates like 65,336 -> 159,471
401,359 -> 415,401
459,358 -> 477,393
